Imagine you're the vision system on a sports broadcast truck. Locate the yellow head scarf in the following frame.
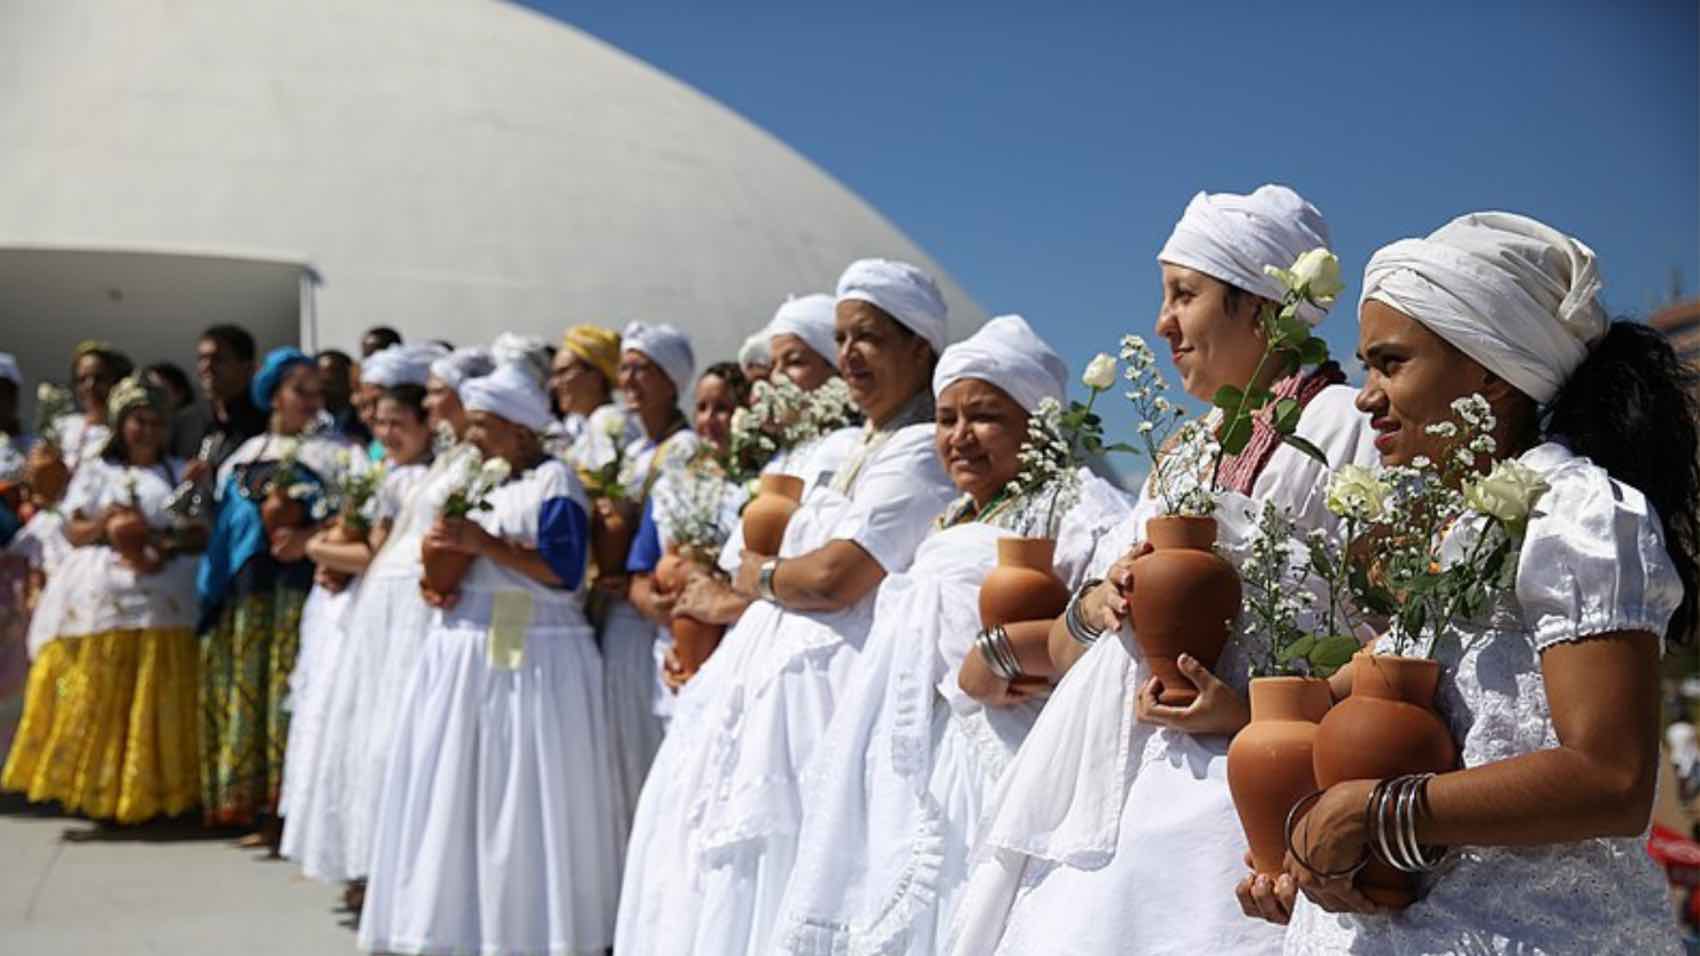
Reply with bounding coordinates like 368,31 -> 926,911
563,325 -> 621,384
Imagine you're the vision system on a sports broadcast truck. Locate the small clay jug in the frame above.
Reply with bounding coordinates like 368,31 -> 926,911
1227,676 -> 1333,875
979,537 -> 1070,629
419,537 -> 476,597
25,443 -> 70,504
1124,516 -> 1243,705
1312,651 -> 1456,907
592,505 -> 634,578
742,474 -> 804,555
260,487 -> 305,536
104,507 -> 151,565
669,614 -> 725,677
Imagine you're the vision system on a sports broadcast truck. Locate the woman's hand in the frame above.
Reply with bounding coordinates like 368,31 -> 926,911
426,517 -> 495,557
1282,779 -> 1386,915
269,526 -> 312,562
733,549 -> 770,600
631,574 -> 676,622
314,565 -> 350,594
671,574 -> 717,623
1082,542 -> 1152,633
959,647 -> 1050,708
1135,653 -> 1250,736
1234,852 -> 1298,925
660,647 -> 690,692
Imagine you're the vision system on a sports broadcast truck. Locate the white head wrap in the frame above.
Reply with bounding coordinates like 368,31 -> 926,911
1158,184 -> 1334,324
767,293 -> 840,368
490,332 -> 552,388
835,258 -> 949,353
1361,211 -> 1608,404
932,314 -> 1068,413
620,321 -> 695,392
361,343 -> 446,389
429,346 -> 495,390
739,327 -> 772,369
0,353 -> 19,387
459,362 -> 555,433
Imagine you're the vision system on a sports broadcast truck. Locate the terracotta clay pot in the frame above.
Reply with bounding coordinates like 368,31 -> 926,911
25,443 -> 70,504
1227,676 -> 1333,876
742,474 -> 804,555
669,614 -> 725,677
1312,652 -> 1457,907
979,537 -> 1070,629
104,507 -> 151,565
592,505 -> 634,578
260,487 -> 305,536
1123,516 -> 1243,705
330,515 -> 367,545
420,537 -> 476,596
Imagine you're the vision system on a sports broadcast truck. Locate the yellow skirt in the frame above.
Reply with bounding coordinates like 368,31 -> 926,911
1,629 -> 200,823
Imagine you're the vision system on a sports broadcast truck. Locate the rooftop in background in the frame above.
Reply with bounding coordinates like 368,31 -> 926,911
1652,299 -> 1700,367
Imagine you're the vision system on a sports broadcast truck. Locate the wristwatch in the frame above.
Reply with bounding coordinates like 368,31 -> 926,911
757,558 -> 781,603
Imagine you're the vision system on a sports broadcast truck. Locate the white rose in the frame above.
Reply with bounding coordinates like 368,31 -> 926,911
1082,353 -> 1117,391
1463,460 -> 1549,535
1288,247 -> 1345,304
1325,464 -> 1390,521
479,457 -> 512,486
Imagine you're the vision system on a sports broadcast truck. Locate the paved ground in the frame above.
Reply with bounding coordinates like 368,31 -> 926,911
0,795 -> 359,954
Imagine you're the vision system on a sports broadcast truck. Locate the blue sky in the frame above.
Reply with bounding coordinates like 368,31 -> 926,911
520,1 -> 1696,469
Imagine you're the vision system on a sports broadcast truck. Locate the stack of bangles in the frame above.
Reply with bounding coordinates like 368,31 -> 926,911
974,625 -> 1023,681
1284,773 -> 1447,880
1063,577 -> 1105,646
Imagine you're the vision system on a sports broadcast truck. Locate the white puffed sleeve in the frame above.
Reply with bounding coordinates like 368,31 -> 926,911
827,424 -> 957,573
1052,469 -> 1137,588
1515,443 -> 1683,654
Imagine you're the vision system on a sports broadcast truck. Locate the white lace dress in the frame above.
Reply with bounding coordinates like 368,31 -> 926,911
614,419 -> 958,956
776,469 -> 1134,956
1286,442 -> 1685,955
948,386 -> 1376,956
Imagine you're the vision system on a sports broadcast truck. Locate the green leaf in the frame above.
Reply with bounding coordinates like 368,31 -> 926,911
1280,432 -> 1329,465
1308,634 -> 1360,670
1102,442 -> 1139,454
1212,384 -> 1245,411
1271,397 -> 1301,436
1276,634 -> 1317,663
1083,413 -> 1102,427
1220,415 -> 1254,456
1299,336 -> 1330,366
1243,386 -> 1274,411
1276,315 -> 1309,345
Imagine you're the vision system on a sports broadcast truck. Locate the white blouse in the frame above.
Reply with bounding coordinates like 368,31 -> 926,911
1288,442 -> 1685,955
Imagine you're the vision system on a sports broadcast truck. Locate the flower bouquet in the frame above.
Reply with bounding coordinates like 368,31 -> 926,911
420,453 -> 510,599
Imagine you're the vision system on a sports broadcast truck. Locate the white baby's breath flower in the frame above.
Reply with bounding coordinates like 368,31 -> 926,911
1082,353 -> 1117,391
1424,421 -> 1458,438
1137,422 -> 1154,434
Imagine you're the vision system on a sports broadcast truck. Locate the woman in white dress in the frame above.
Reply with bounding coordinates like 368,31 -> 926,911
614,258 -> 961,956
1242,213 -> 1696,954
279,344 -> 444,900
359,361 -> 618,956
947,186 -> 1377,956
775,315 -> 1135,955
598,321 -> 701,827
2,375 -> 203,823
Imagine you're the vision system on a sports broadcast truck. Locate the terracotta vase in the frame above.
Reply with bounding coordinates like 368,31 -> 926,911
1123,516 -> 1243,705
742,474 -> 804,555
104,507 -> 151,565
330,515 -> 367,544
1312,652 -> 1457,907
419,537 -> 476,596
260,487 -> 305,536
592,505 -> 634,578
1227,676 -> 1333,876
979,537 -> 1070,629
25,443 -> 70,504
669,614 -> 725,677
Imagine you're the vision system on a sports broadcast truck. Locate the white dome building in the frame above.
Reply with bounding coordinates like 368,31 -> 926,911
0,0 -> 983,406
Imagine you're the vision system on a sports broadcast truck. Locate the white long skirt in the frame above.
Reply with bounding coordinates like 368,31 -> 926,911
276,582 -> 354,823
282,571 -> 434,882
358,611 -> 620,955
603,597 -> 664,827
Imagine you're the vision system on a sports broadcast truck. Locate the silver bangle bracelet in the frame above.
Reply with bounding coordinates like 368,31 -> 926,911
1064,578 -> 1106,646
1372,773 -> 1444,873
976,625 -> 1022,681
757,558 -> 780,604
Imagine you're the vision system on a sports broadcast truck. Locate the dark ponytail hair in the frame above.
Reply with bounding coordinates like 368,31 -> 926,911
381,384 -> 429,421
1543,320 -> 1700,644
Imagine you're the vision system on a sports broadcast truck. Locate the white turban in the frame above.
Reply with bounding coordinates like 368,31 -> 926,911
739,327 -> 772,368
621,321 -> 695,392
490,332 -> 552,388
429,346 -> 495,390
835,258 -> 949,353
361,343 -> 446,388
459,362 -> 555,433
1362,211 -> 1608,404
1158,184 -> 1334,324
0,353 -> 19,387
767,293 -> 839,368
932,314 -> 1068,413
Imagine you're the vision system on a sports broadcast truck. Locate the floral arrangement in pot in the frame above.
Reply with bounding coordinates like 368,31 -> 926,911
419,452 -> 509,603
258,438 -> 320,537
581,411 -> 637,579
316,451 -> 387,588
25,384 -> 74,505
1302,394 -> 1551,906
733,373 -> 858,554
104,468 -> 155,571
1117,246 -> 1344,705
662,460 -> 741,684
